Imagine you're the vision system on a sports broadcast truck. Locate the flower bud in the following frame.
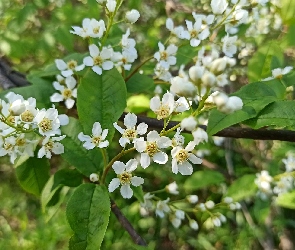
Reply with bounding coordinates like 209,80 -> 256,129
106,0 -> 116,12
166,182 -> 179,195
202,71 -> 216,87
9,99 -> 26,116
210,58 -> 227,74
180,116 -> 197,131
189,65 -> 205,82
90,173 -> 99,182
223,96 -> 243,113
126,9 -> 140,24
192,128 -> 208,144
189,220 -> 199,230
205,200 -> 215,209
187,195 -> 199,204
212,92 -> 228,107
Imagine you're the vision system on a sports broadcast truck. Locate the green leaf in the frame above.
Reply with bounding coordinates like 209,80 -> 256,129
247,100 -> 295,129
183,170 -> 225,191
67,184 -> 110,250
52,168 -> 83,189
15,153 -> 50,196
207,81 -> 280,135
133,186 -> 144,203
126,73 -> 154,93
248,41 -> 283,82
61,117 -> 104,176
276,191 -> 295,209
280,0 -> 295,25
225,174 -> 257,201
77,68 -> 127,140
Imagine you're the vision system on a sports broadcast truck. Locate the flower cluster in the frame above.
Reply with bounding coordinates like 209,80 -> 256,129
0,92 -> 68,163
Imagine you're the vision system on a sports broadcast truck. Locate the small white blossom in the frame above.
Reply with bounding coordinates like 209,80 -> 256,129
283,155 -> 295,172
113,113 -> 148,147
273,176 -> 294,195
78,122 -> 109,149
262,66 -> 293,81
126,9 -> 140,24
150,92 -> 175,120
108,159 -> 144,199
106,0 -> 116,12
255,170 -> 273,199
170,76 -> 196,97
181,116 -> 197,132
83,44 -> 114,75
140,192 -> 154,210
135,130 -> 171,168
55,59 -> 85,77
166,18 -> 186,39
222,34 -> 237,57
154,61 -> 172,82
187,195 -> 199,204
171,141 -> 202,175
50,76 -> 77,109
192,128 -> 208,144
154,42 -> 178,66
189,219 -> 199,230
155,198 -> 170,218
205,200 -> 215,209
70,18 -> 106,39
211,0 -> 228,15
170,209 -> 185,228
90,173 -> 99,182
183,18 -> 209,47
166,182 -> 179,195
172,128 -> 185,147
38,135 -> 65,159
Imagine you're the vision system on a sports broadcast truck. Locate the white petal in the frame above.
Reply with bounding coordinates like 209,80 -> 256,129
113,122 -> 124,134
108,178 -> 120,192
131,176 -> 144,186
140,153 -> 151,169
98,141 -> 109,148
153,152 -> 168,164
52,142 -> 64,154
119,137 -> 129,147
53,81 -> 64,91
65,76 -> 77,89
137,123 -> 148,135
38,147 -> 46,158
124,113 -> 137,128
185,141 -> 196,151
172,159 -> 178,174
135,140 -> 147,153
55,59 -> 67,70
112,161 -> 126,174
101,129 -> 108,140
178,161 -> 193,175
83,141 -> 95,150
61,69 -> 73,77
126,159 -> 138,172
102,61 -> 114,70
75,64 -> 85,71
59,114 -> 69,126
89,44 -> 99,57
83,56 -> 94,66
65,99 -> 75,109
50,93 -> 64,103
157,136 -> 172,148
147,130 -> 160,142
92,66 -> 102,75
150,96 -> 161,111
120,184 -> 133,199
78,132 -> 90,142
92,122 -> 102,136
190,39 -> 201,47
189,154 -> 202,164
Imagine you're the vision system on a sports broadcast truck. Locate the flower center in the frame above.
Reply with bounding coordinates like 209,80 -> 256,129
118,171 -> 132,185
155,104 -> 170,120
21,110 -> 34,122
160,51 -> 168,60
39,118 -> 53,132
7,116 -> 15,124
190,30 -> 198,38
145,141 -> 159,157
123,128 -> 137,140
93,56 -> 103,66
93,27 -> 100,34
62,88 -> 72,99
176,149 -> 189,163
16,138 -> 26,146
92,136 -> 101,145
67,60 -> 77,69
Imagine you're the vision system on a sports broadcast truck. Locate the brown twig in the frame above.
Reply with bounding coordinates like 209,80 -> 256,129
119,113 -> 295,142
111,199 -> 147,246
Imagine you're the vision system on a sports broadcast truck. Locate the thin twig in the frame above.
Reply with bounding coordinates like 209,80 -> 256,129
111,199 -> 147,246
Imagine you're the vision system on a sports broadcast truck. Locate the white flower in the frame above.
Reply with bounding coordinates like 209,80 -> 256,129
223,197 -> 233,204
38,135 -> 66,159
108,159 -> 144,199
255,170 -> 273,199
170,76 -> 196,97
174,97 -> 190,113
140,192 -> 154,209
154,42 -> 178,66
154,61 -> 172,82
212,217 -> 221,227
190,220 -> 199,230
9,99 -> 26,116
189,65 -> 205,82
171,141 -> 202,175
273,176 -> 294,195
183,17 -> 209,47
155,198 -> 170,218
171,127 -> 185,147
221,96 -> 243,113
166,181 -> 179,195
187,195 -> 198,204
192,128 -> 208,144
83,44 -> 114,75
150,92 -> 175,120
222,34 -> 237,57
55,59 -> 85,77
50,76 -> 77,109
210,0 -> 228,15
114,50 -> 137,70
180,116 -> 197,131
126,9 -> 140,24
135,130 -> 171,168
205,200 -> 215,209
262,66 -> 293,81
121,29 -> 137,57
34,108 -> 69,136
113,113 -> 148,147
70,18 -> 106,38
170,209 -> 185,228
283,155 -> 295,172
78,122 -> 109,149
90,173 -> 99,182
202,71 -> 216,87
106,0 -> 116,12
166,18 -> 186,39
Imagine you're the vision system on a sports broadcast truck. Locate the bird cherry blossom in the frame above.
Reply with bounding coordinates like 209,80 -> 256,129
78,122 -> 109,149
113,113 -> 148,147
154,42 -> 178,66
108,159 -> 144,199
38,135 -> 66,159
134,130 -> 171,168
171,141 -> 202,175
55,59 -> 85,77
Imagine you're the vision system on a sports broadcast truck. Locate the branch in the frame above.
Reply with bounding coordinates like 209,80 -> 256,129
119,113 -> 295,142
111,199 -> 147,246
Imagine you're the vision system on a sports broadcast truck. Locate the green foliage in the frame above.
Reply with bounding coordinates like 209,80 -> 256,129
67,184 -> 111,250
280,0 -> 295,25
276,191 -> 295,209
15,151 -> 50,196
126,73 -> 154,93
61,117 -> 104,176
183,170 -> 225,191
248,41 -> 283,82
77,68 -> 127,140
225,174 -> 257,202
